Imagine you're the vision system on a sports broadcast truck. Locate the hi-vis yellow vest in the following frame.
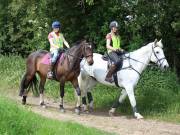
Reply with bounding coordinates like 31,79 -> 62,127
108,34 -> 121,53
50,32 -> 63,51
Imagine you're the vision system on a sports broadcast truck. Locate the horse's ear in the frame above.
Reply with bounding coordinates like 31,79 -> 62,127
159,39 -> 162,43
158,38 -> 163,48
154,39 -> 158,46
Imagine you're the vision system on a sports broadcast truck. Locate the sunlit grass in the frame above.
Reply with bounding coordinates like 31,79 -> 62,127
0,96 -> 114,135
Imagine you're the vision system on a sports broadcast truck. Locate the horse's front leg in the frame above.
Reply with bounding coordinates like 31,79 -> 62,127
71,78 -> 81,115
59,81 -> 65,113
125,86 -> 143,119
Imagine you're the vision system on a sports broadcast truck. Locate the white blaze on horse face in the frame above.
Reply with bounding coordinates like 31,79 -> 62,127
151,40 -> 169,69
88,45 -> 92,49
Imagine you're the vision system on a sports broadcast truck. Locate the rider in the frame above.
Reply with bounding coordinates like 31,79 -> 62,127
105,21 -> 124,83
47,21 -> 70,78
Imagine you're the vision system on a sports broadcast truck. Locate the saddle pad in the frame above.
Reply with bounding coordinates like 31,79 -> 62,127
41,53 -> 64,65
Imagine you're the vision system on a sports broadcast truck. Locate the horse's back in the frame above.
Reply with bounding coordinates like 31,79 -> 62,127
28,50 -> 48,59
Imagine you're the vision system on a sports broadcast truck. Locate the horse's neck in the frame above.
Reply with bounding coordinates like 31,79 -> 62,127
67,45 -> 83,70
127,43 -> 153,73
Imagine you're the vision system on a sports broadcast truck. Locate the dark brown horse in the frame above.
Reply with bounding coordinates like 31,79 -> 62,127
19,40 -> 93,114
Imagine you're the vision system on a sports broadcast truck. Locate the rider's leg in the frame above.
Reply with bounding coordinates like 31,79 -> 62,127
105,64 -> 117,83
47,49 -> 58,78
105,51 -> 118,83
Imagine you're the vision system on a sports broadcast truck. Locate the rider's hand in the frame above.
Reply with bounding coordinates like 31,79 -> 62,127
116,48 -> 123,52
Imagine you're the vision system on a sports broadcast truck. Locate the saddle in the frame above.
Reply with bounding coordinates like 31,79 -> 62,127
102,52 -> 124,87
102,52 -> 124,71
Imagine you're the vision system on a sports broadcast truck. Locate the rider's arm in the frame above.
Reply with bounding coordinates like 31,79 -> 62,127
62,35 -> 70,48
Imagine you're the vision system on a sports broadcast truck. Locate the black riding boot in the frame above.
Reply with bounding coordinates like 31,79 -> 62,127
105,64 -> 117,83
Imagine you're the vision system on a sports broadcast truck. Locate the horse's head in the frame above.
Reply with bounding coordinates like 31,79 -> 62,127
80,40 -> 94,65
150,39 -> 169,70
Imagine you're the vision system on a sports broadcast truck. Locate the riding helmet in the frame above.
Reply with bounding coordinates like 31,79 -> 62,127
109,21 -> 119,29
52,21 -> 61,29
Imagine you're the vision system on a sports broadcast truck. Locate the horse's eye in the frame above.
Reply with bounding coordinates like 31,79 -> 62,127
156,51 -> 159,54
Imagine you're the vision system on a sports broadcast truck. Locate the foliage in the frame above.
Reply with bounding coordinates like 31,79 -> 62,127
0,0 -> 179,78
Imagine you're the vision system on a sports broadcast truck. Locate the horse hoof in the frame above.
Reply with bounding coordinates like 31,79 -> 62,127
89,107 -> 93,113
75,107 -> 81,115
109,110 -> 115,117
134,112 -> 144,119
40,102 -> 46,108
60,109 -> 65,113
41,104 -> 47,108
59,106 -> 65,113
22,101 -> 26,105
22,96 -> 26,105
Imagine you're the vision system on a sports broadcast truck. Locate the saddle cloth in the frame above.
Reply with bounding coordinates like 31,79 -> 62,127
40,53 -> 65,65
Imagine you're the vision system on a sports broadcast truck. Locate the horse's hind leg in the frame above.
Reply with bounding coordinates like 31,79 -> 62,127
39,75 -> 46,107
109,89 -> 127,116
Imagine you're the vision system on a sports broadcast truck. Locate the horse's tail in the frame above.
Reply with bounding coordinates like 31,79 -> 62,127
19,73 -> 39,97
28,74 -> 39,96
19,73 -> 27,96
19,51 -> 43,97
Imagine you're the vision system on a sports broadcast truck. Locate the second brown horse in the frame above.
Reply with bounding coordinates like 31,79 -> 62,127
19,40 -> 94,114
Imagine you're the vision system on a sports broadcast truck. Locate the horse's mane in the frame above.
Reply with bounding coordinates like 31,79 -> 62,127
71,39 -> 87,46
68,39 -> 87,53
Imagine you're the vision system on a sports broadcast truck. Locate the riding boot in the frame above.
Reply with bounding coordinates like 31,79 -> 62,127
105,64 -> 117,83
47,63 -> 54,79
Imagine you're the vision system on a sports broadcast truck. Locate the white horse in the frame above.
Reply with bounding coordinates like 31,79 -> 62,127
78,39 -> 169,119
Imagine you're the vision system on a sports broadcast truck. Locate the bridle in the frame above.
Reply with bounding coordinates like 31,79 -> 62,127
64,43 -> 93,60
151,45 -> 166,68
83,43 -> 93,59
123,43 -> 166,76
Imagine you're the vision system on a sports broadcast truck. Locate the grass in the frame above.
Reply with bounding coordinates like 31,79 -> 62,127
0,96 -> 114,135
0,55 -> 180,123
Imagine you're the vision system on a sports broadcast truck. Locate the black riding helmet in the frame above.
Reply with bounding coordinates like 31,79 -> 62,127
109,21 -> 119,29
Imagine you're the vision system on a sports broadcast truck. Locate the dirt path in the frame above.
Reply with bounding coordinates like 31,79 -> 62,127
10,94 -> 180,135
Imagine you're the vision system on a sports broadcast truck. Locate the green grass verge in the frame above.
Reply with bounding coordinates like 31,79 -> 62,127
0,96 -> 114,135
0,55 -> 180,123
